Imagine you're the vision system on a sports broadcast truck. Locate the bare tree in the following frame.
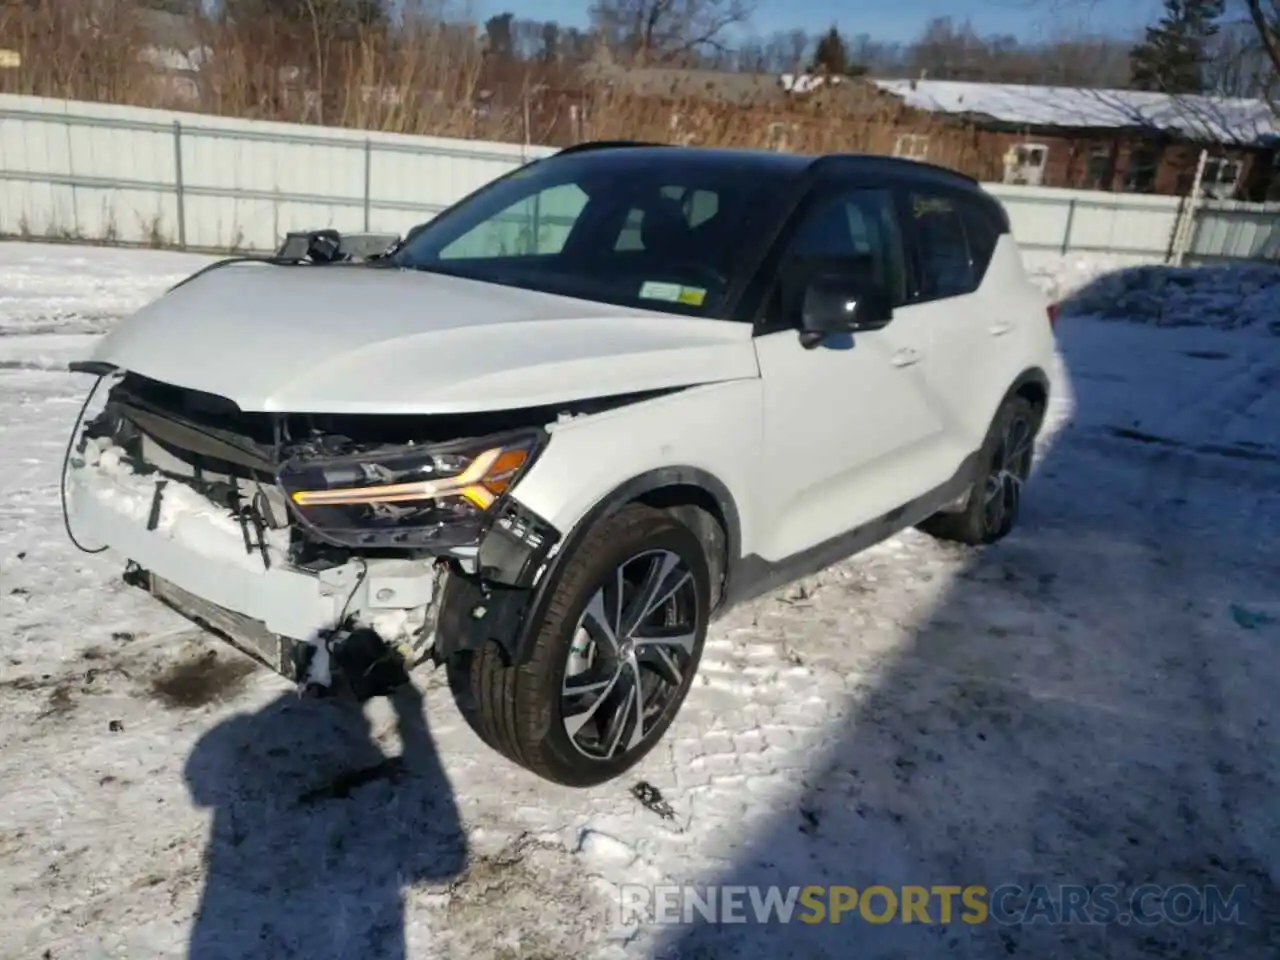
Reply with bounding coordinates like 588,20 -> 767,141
846,33 -> 907,74
1028,0 -> 1278,95
1244,0 -> 1280,82
1205,17 -> 1280,95
588,0 -> 754,61
1036,29 -> 1134,86
897,15 -> 1141,87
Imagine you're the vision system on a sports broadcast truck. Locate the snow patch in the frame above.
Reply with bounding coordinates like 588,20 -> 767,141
75,436 -> 290,566
0,241 -> 211,337
1027,253 -> 1280,336
1026,252 -> 1138,304
364,606 -> 430,647
1057,261 -> 1280,333
575,828 -> 638,866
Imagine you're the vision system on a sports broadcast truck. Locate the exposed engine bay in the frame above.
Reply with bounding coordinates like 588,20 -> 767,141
82,371 -> 565,569
69,370 -> 669,700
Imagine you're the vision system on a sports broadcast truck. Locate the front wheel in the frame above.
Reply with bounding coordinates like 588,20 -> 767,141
446,503 -> 711,787
918,394 -> 1039,546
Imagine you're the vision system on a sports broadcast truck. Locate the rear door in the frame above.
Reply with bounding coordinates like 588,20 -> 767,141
896,185 -> 1020,462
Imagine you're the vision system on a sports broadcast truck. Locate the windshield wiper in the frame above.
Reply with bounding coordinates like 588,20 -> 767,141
397,260 -> 520,285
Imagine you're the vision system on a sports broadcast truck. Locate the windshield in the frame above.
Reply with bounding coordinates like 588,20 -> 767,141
393,152 -> 774,318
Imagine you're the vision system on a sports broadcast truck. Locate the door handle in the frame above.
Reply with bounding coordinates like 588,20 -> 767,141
989,320 -> 1014,336
890,347 -> 922,368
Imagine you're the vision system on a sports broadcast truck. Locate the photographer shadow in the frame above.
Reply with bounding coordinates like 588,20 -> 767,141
185,682 -> 466,959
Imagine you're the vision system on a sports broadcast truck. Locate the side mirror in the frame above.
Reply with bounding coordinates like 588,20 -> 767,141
798,275 -> 894,349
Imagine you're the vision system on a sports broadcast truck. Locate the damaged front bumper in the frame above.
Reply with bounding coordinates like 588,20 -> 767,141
65,384 -> 563,698
67,438 -> 442,685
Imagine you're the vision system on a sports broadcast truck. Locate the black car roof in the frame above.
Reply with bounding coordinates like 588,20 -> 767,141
549,142 -> 984,195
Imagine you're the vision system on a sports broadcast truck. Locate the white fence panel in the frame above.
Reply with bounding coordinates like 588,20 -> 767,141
1,93 -> 1278,268
0,94 -> 549,249
0,103 -> 180,242
985,183 -> 1183,271
1189,199 -> 1280,263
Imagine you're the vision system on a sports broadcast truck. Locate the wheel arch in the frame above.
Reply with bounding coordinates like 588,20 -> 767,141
509,465 -> 742,664
1005,366 -> 1051,429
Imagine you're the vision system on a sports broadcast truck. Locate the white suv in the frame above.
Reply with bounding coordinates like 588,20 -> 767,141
64,143 -> 1057,787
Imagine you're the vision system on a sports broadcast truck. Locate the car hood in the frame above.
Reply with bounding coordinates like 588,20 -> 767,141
87,264 -> 760,414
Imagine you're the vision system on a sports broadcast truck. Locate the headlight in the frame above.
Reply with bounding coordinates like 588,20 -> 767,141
277,429 -> 544,549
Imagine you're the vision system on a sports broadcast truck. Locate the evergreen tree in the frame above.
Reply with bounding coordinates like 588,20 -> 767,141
810,25 -> 868,77
812,26 -> 849,76
1130,0 -> 1225,93
485,13 -> 515,60
540,21 -> 560,62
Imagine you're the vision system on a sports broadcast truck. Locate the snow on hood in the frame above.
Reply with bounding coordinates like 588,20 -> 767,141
87,263 -> 760,414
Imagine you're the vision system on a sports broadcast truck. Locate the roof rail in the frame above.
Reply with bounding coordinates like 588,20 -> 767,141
555,140 -> 669,156
811,153 -> 979,185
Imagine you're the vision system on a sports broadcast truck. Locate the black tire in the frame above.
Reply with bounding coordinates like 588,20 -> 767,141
918,394 -> 1039,546
446,503 -> 711,788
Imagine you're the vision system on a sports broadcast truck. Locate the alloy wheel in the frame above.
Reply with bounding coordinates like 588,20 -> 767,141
983,413 -> 1034,536
560,549 -> 700,762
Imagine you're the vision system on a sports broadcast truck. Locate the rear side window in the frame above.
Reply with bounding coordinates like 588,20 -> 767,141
908,191 -> 975,301
957,196 -> 1006,286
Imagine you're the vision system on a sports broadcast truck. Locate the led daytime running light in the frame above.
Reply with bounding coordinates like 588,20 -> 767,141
290,446 -> 514,509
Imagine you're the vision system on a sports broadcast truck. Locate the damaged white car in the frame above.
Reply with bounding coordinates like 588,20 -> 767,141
63,142 -> 1057,787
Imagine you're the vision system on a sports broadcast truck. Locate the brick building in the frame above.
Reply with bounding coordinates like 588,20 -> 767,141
872,79 -> 1280,200
542,62 -> 1280,200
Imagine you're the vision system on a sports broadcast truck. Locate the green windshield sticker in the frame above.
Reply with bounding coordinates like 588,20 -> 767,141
912,195 -> 954,217
640,280 -> 706,306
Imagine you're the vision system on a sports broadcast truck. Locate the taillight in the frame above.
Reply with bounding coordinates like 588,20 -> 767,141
1046,302 -> 1060,331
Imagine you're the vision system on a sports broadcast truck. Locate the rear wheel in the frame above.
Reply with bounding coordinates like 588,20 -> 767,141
919,395 -> 1039,546
446,503 -> 710,787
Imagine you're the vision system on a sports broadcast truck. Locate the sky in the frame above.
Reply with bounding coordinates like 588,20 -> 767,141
471,0 -> 1164,46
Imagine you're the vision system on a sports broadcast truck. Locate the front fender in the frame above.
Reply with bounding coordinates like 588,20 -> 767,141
437,380 -> 763,666
510,378 -> 763,555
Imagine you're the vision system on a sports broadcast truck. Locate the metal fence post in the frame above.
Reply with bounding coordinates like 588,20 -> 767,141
64,117 -> 82,238
363,139 -> 372,232
172,121 -> 187,249
1170,148 -> 1209,267
1060,198 -> 1076,255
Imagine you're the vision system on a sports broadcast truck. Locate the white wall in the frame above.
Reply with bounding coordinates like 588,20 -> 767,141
2,93 -> 1278,268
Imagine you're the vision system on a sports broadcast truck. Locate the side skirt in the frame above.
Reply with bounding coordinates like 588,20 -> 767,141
717,450 -> 981,614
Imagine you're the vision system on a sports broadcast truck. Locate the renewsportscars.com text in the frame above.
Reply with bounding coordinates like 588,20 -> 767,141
615,883 -> 1249,926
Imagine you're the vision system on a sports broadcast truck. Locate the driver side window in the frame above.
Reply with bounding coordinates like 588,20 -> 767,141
765,187 -> 907,328
439,183 -> 589,259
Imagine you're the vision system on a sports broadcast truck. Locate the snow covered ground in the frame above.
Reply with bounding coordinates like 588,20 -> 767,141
1,241 -> 1279,959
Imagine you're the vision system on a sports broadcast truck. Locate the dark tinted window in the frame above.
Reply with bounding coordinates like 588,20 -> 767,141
396,155 -> 769,317
957,196 -> 1005,285
909,192 -> 975,300
765,188 -> 908,327
615,186 -> 720,250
